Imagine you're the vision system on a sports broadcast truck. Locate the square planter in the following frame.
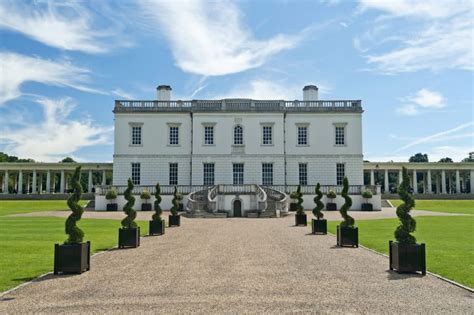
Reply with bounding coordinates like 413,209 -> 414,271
169,214 -> 181,227
361,203 -> 373,211
389,241 -> 426,275
106,203 -> 118,211
141,203 -> 152,211
118,227 -> 140,248
295,213 -> 307,226
149,220 -> 165,236
54,241 -> 90,275
289,203 -> 298,212
312,219 -> 327,235
326,203 -> 337,211
337,226 -> 358,247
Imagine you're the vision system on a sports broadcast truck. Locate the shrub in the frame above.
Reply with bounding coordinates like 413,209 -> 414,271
170,186 -> 182,216
327,190 -> 336,199
362,190 -> 373,199
294,185 -> 304,215
121,178 -> 137,229
152,183 -> 162,222
312,183 -> 324,220
339,177 -> 355,228
394,167 -> 417,244
140,190 -> 151,201
65,166 -> 84,244
105,189 -> 117,201
289,191 -> 298,200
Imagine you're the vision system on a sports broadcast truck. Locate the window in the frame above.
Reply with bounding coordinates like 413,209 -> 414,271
299,163 -> 308,186
131,163 -> 140,185
169,126 -> 179,145
169,163 -> 178,185
336,163 -> 345,186
262,163 -> 273,185
234,125 -> 243,145
203,163 -> 214,185
335,126 -> 345,145
297,126 -> 308,145
233,163 -> 244,185
131,126 -> 142,145
262,126 -> 272,145
204,126 -> 214,145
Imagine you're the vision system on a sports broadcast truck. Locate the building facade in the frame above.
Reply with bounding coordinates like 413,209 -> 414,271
112,85 -> 364,188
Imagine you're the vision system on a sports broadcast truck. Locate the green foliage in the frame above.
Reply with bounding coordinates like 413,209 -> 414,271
395,167 -> 417,244
362,190 -> 373,199
64,166 -> 84,244
438,157 -> 453,163
121,179 -> 137,229
140,190 -> 151,200
293,185 -> 304,215
0,152 -> 35,163
312,183 -> 324,220
170,186 -> 182,216
409,153 -> 429,162
326,190 -> 336,199
339,177 -> 354,228
289,191 -> 298,199
152,183 -> 163,222
61,157 -> 76,163
105,189 -> 117,200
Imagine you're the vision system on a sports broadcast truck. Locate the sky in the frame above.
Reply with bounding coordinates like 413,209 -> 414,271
0,0 -> 473,163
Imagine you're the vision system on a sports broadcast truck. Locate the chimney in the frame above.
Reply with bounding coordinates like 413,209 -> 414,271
157,85 -> 172,101
303,85 -> 318,101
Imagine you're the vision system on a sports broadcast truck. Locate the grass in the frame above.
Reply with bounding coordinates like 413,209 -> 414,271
0,200 -> 88,216
389,199 -> 474,215
0,216 -> 148,292
328,216 -> 474,288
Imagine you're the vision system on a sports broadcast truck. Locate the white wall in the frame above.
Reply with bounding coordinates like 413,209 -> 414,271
95,194 -> 189,211
298,194 -> 381,211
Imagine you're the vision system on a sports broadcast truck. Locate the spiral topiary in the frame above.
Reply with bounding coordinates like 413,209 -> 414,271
152,182 -> 162,222
395,167 -> 417,244
295,185 -> 304,215
121,178 -> 137,229
312,183 -> 324,220
65,166 -> 84,244
170,186 -> 182,216
339,177 -> 354,228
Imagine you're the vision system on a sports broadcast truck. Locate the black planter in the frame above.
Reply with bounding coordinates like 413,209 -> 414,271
54,241 -> 90,275
295,213 -> 307,226
149,220 -> 165,236
289,203 -> 298,212
389,241 -> 426,275
141,203 -> 152,211
337,226 -> 358,247
106,203 -> 118,211
169,214 -> 181,227
312,219 -> 327,235
361,203 -> 373,211
118,227 -> 140,248
326,202 -> 337,211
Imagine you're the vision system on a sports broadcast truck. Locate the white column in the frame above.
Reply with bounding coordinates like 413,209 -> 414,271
448,175 -> 452,194
427,170 -> 432,193
46,170 -> 51,193
88,170 -> 93,192
384,169 -> 389,193
398,169 -> 403,184
441,170 -> 447,194
456,170 -> 461,193
412,169 -> 417,194
470,170 -> 474,194
60,170 -> 65,193
1,170 -> 6,194
32,170 -> 37,193
39,174 -> 43,193
370,170 -> 375,186
18,170 -> 23,195
435,173 -> 440,194
102,170 -> 106,185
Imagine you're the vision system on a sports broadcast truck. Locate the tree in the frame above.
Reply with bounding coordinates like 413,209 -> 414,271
152,183 -> 163,222
0,152 -> 35,162
394,167 -> 417,244
438,157 -> 453,163
312,183 -> 324,220
61,157 -> 76,163
121,178 -> 137,229
409,153 -> 428,162
64,166 -> 84,244
339,177 -> 354,228
462,153 -> 474,162
170,186 -> 182,216
294,185 -> 304,215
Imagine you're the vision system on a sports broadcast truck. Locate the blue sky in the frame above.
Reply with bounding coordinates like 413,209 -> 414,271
0,0 -> 472,162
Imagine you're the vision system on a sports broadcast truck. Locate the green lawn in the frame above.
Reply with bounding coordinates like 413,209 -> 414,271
0,200 -> 88,216
0,216 -> 148,292
328,216 -> 474,288
389,199 -> 474,215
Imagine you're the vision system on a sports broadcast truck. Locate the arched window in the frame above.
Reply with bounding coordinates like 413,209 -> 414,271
234,125 -> 243,145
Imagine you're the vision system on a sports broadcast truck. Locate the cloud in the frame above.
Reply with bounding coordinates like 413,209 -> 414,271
0,97 -> 113,162
0,0 -> 127,53
111,88 -> 135,100
138,0 -> 302,76
396,88 -> 446,115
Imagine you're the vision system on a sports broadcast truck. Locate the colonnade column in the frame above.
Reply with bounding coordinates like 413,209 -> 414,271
88,170 -> 93,192
384,169 -> 389,193
455,170 -> 461,193
32,170 -> 37,194
470,170 -> 474,193
46,170 -> 51,193
412,169 -> 417,194
3,170 -> 7,194
427,170 -> 432,193
60,170 -> 65,193
441,170 -> 447,194
370,170 -> 375,186
18,170 -> 23,194
102,170 -> 106,186
398,169 -> 403,185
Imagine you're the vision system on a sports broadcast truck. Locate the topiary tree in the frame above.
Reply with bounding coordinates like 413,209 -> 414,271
312,183 -> 324,220
170,186 -> 182,216
105,189 -> 117,202
339,177 -> 354,228
152,182 -> 162,222
295,185 -> 304,215
327,190 -> 336,200
395,167 -> 416,244
65,166 -> 84,244
121,178 -> 137,229
141,189 -> 151,203
362,189 -> 373,203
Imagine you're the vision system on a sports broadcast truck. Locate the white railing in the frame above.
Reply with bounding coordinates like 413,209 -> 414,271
267,185 -> 378,195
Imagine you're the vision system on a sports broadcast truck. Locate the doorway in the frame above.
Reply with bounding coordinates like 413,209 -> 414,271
233,199 -> 242,217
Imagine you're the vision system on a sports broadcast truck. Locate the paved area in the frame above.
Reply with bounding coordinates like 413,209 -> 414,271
1,214 -> 472,314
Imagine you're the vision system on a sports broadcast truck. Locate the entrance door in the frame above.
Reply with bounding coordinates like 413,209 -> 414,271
233,200 -> 242,217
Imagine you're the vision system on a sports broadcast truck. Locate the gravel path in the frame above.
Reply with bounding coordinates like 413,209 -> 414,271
1,215 -> 472,314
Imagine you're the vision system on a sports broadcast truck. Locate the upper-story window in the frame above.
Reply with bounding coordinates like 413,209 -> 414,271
233,163 -> 244,185
297,126 -> 308,145
131,163 -> 140,185
262,125 -> 273,145
334,124 -> 346,146
203,163 -> 215,185
262,163 -> 273,185
130,124 -> 142,145
233,125 -> 243,145
169,126 -> 179,145
204,125 -> 214,145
